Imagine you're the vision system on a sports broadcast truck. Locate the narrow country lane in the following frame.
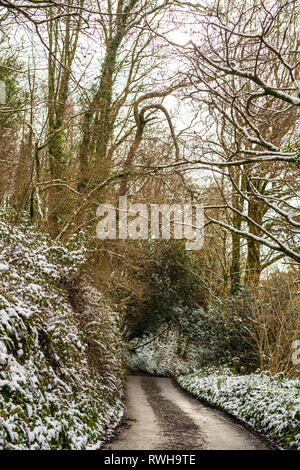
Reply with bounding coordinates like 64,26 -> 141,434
103,376 -> 271,450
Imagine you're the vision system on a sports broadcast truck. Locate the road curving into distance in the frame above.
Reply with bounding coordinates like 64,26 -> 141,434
103,375 -> 272,450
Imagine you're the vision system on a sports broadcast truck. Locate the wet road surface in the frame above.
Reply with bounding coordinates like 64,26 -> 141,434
104,375 -> 271,450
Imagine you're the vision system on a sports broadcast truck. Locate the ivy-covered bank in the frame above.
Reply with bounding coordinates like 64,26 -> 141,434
177,370 -> 300,450
0,216 -> 125,449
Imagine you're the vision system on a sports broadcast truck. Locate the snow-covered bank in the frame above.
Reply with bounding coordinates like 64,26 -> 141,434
177,369 -> 300,450
0,217 -> 125,449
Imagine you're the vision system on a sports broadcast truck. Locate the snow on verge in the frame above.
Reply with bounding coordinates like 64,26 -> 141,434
177,369 -> 300,450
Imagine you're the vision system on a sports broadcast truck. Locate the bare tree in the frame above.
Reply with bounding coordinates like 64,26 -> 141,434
145,0 -> 300,278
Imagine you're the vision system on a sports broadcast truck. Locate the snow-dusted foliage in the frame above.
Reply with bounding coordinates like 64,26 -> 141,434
177,369 -> 300,450
126,303 -> 247,377
127,327 -> 198,377
0,217 -> 125,449
127,301 -> 260,378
